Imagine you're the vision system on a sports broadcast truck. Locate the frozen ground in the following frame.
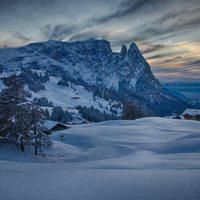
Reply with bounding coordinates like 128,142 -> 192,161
0,117 -> 200,200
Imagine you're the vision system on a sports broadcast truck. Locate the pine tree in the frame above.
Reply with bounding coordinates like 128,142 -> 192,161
44,108 -> 50,119
0,74 -> 51,153
0,75 -> 26,140
30,104 -> 51,155
13,104 -> 32,151
122,101 -> 143,120
16,103 -> 51,154
51,107 -> 65,123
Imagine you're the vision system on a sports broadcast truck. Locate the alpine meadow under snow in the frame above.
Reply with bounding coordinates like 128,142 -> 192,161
0,118 -> 200,200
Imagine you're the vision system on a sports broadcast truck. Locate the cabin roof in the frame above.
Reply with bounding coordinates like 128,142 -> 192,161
183,109 -> 200,116
43,120 -> 69,130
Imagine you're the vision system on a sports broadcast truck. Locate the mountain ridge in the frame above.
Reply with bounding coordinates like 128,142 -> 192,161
0,38 -> 188,118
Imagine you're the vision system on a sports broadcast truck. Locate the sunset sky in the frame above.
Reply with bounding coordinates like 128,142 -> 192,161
0,0 -> 199,82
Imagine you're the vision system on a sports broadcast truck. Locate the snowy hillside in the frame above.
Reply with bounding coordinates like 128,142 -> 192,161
0,39 -> 188,117
28,76 -> 122,116
1,117 -> 200,166
0,117 -> 200,200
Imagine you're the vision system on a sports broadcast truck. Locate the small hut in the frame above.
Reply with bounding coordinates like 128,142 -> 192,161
182,109 -> 200,121
43,120 -> 70,134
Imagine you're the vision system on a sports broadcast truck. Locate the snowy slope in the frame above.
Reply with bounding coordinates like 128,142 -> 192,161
0,117 -> 200,200
1,117 -> 200,168
27,76 -> 122,115
48,117 -> 200,167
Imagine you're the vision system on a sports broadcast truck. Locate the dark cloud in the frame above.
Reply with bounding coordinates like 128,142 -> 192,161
147,54 -> 167,60
136,7 -> 200,41
152,67 -> 180,74
42,24 -> 78,40
90,0 -> 162,25
156,7 -> 199,25
69,31 -> 102,41
152,64 -> 200,81
183,59 -> 200,67
142,44 -> 165,54
11,31 -> 30,42
161,56 -> 183,64
0,0 -> 56,10
151,57 -> 200,82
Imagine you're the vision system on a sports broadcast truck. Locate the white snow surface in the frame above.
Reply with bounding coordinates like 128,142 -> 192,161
0,117 -> 200,200
1,117 -> 200,166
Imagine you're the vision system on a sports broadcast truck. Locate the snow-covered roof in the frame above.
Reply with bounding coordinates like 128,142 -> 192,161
183,109 -> 200,116
43,120 -> 68,130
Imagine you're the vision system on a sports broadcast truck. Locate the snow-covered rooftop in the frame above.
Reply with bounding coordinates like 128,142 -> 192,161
183,109 -> 200,116
43,120 -> 68,130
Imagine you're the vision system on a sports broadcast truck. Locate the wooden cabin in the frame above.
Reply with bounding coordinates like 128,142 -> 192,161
43,120 -> 70,134
182,109 -> 200,121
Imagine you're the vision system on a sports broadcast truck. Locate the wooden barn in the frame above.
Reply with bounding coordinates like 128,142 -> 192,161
182,109 -> 200,121
43,120 -> 70,134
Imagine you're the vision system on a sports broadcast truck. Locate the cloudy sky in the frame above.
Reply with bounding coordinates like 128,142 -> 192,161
0,0 -> 199,82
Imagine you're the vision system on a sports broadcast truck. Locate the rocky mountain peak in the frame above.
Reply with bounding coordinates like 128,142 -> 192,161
120,44 -> 127,57
127,42 -> 142,59
128,42 -> 140,53
86,39 -> 112,54
0,39 -> 188,116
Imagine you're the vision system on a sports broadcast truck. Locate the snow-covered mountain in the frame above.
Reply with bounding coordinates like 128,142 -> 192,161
0,39 -> 188,119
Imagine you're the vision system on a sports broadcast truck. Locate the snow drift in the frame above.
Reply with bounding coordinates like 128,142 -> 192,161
1,117 -> 200,169
0,117 -> 200,200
